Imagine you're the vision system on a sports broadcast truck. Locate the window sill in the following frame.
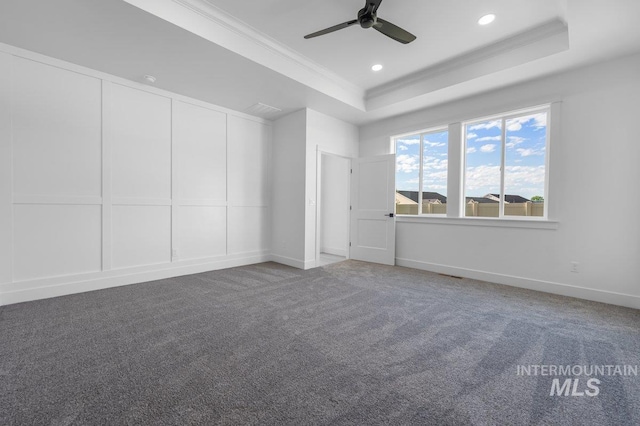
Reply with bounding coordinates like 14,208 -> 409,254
396,215 -> 559,230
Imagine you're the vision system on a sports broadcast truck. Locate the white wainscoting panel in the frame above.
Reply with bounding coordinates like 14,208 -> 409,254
110,84 -> 171,200
0,52 -> 11,286
11,57 -> 102,197
112,205 -> 171,269
13,204 -> 102,281
228,206 -> 269,254
228,116 -> 270,206
178,206 -> 227,260
0,43 -> 272,306
173,101 -> 227,201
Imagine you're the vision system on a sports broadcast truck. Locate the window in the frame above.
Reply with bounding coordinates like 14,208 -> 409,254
464,107 -> 548,218
395,128 -> 448,215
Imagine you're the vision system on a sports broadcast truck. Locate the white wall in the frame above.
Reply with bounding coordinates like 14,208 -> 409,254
271,109 -> 358,268
360,52 -> 640,309
305,109 -> 358,265
271,109 -> 307,267
320,154 -> 350,257
0,45 -> 271,305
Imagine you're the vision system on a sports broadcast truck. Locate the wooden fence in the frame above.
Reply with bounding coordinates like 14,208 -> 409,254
396,202 -> 544,217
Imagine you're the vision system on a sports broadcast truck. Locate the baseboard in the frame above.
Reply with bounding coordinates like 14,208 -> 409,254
269,254 -> 306,269
302,259 -> 317,270
395,258 -> 640,310
0,252 -> 270,306
320,247 -> 347,257
268,254 -> 318,270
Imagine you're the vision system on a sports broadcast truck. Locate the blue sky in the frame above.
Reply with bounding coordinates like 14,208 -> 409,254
466,112 -> 547,199
396,130 -> 448,195
395,112 -> 547,200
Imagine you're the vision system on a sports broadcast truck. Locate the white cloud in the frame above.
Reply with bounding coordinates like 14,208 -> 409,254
423,157 -> 448,171
397,145 -> 408,151
396,154 -> 419,173
425,184 -> 447,190
466,147 -> 477,154
469,120 -> 500,131
506,113 -> 547,132
532,113 -> 547,128
466,132 -> 478,139
464,165 -> 545,198
480,144 -> 496,153
516,147 -> 545,157
424,140 -> 446,148
464,165 -> 501,194
476,136 -> 501,142
506,136 -> 526,148
504,165 -> 546,194
397,138 -> 420,146
426,171 -> 448,180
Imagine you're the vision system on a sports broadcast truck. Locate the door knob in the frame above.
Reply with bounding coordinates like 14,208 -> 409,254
384,213 -> 394,217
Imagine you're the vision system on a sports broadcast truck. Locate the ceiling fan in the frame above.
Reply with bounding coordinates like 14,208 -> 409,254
304,0 -> 416,44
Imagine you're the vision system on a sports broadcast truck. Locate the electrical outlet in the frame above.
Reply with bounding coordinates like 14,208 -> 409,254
570,261 -> 579,273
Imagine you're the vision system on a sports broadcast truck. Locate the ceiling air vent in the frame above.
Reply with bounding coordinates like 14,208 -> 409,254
245,102 -> 282,117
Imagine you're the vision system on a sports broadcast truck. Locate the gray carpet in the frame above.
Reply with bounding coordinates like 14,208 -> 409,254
1,261 -> 639,425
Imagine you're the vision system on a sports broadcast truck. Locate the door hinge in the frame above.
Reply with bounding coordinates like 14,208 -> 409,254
349,242 -> 351,247
350,205 -> 352,210
350,168 -> 353,174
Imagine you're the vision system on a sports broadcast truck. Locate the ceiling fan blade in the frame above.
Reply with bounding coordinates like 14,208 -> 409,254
373,18 -> 417,44
370,0 -> 384,14
304,20 -> 358,39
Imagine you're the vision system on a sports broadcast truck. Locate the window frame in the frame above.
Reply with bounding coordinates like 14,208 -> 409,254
462,105 -> 551,220
394,126 -> 449,216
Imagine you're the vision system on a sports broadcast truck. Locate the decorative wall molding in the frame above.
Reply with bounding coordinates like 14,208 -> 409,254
1,252 -> 270,305
0,42 -> 272,126
12,195 -> 103,205
0,44 -> 273,306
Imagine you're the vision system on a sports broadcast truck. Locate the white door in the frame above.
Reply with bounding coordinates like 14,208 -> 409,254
349,155 -> 396,265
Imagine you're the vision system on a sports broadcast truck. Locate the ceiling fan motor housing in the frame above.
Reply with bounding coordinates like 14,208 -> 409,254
358,8 -> 377,28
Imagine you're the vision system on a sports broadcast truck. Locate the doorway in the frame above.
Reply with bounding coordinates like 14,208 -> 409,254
316,152 -> 351,267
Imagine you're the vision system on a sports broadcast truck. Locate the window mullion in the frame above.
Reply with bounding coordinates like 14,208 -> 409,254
499,118 -> 506,218
418,133 -> 424,214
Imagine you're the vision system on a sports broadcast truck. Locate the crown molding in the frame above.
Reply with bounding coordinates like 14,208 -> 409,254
123,0 -> 570,115
366,19 -> 569,110
123,0 -> 366,110
179,0 -> 362,94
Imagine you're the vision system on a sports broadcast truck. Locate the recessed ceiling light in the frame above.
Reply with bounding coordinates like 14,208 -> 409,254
143,75 -> 157,84
371,64 -> 383,72
478,14 -> 496,26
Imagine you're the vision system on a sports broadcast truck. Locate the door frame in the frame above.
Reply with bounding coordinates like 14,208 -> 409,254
315,148 -> 352,267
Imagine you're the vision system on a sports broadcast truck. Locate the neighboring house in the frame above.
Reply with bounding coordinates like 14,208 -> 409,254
465,197 -> 498,204
396,192 -> 533,208
395,192 -> 417,205
396,191 -> 531,205
484,193 -> 531,204
397,191 -> 447,204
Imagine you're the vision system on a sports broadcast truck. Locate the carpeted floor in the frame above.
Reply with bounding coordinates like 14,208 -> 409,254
1,261 -> 639,425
